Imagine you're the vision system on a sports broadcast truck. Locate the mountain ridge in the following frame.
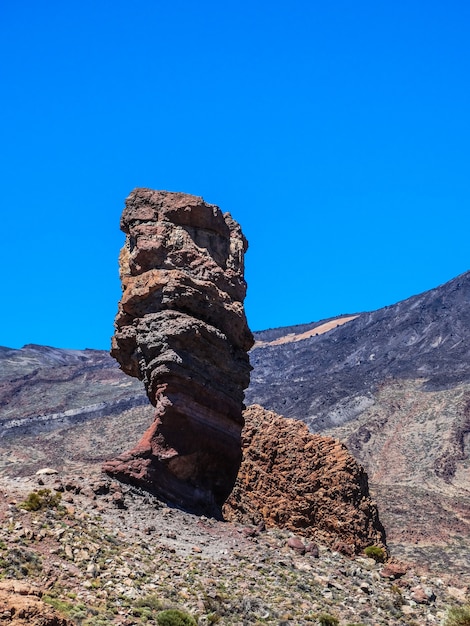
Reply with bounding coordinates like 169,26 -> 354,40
247,269 -> 470,429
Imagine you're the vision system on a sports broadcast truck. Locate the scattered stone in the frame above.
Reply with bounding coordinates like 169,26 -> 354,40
306,542 -> 319,557
256,520 -> 266,533
401,605 -> 416,616
333,541 -> 355,557
86,562 -> 100,578
64,481 -> 81,494
111,491 -> 125,508
35,468 -> 58,476
64,544 -> 73,560
359,581 -> 371,594
381,561 -> 409,579
287,537 -> 306,555
447,586 -> 468,602
411,585 -> 436,604
0,580 -> 73,625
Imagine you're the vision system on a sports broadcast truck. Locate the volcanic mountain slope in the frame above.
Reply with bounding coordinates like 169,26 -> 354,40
247,270 -> 470,577
247,270 -> 470,428
0,344 -> 146,438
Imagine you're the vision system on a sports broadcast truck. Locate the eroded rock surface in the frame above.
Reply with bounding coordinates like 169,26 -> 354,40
224,405 -> 386,553
103,189 -> 253,517
0,581 -> 72,626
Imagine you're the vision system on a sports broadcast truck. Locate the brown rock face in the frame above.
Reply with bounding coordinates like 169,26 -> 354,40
0,581 -> 73,626
103,189 -> 253,517
224,405 -> 386,553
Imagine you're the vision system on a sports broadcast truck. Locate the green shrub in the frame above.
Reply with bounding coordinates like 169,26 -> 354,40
156,609 -> 197,626
445,605 -> 470,626
135,595 -> 163,611
318,614 -> 339,626
132,595 -> 163,618
43,595 -> 76,614
363,545 -> 386,563
83,617 -> 116,626
0,547 -> 42,578
20,489 -> 62,511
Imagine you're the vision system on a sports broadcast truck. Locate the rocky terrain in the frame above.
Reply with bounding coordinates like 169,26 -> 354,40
104,189 -> 253,517
1,270 -> 470,621
0,579 -> 73,625
0,448 -> 468,625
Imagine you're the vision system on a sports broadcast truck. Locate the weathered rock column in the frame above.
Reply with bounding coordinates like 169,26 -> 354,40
103,189 -> 253,517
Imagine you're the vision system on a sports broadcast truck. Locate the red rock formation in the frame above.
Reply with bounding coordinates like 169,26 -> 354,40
103,189 -> 253,517
0,581 -> 73,626
224,405 -> 386,553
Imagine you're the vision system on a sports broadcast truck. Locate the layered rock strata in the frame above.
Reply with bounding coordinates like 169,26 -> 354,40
224,405 -> 386,553
103,189 -> 253,517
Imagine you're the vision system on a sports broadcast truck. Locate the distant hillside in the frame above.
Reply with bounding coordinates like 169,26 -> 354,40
0,344 -> 146,437
253,315 -> 356,343
247,270 -> 470,576
247,270 -> 470,430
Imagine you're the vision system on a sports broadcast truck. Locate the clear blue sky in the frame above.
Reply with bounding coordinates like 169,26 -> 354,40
1,1 -> 469,349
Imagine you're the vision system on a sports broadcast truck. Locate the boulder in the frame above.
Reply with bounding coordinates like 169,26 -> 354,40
224,405 -> 387,553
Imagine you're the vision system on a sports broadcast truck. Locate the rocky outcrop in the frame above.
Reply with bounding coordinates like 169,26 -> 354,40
224,405 -> 386,554
103,189 -> 253,517
0,581 -> 73,626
